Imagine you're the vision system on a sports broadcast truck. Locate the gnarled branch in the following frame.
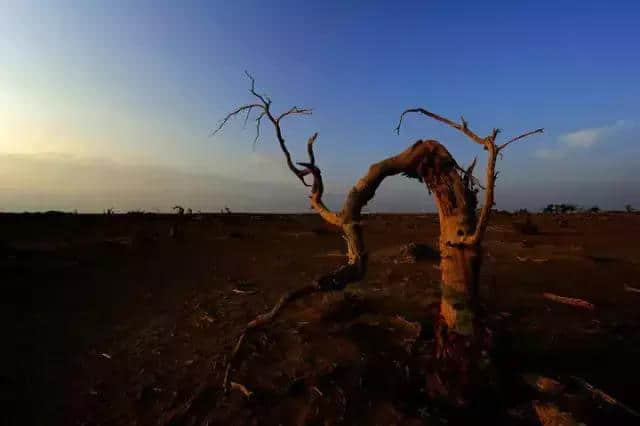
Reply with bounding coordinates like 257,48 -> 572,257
222,139 -> 454,394
466,127 -> 543,245
397,107 -> 543,246
211,104 -> 264,137
396,108 -> 486,145
297,133 -> 342,226
212,73 -> 313,186
277,106 -> 313,122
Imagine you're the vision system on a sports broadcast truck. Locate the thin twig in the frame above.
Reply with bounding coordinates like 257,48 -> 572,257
211,72 -> 313,186
497,128 -> 544,151
210,104 -> 263,137
395,108 -> 486,145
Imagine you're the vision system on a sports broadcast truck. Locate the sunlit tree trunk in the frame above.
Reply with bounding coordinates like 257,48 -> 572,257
214,76 -> 542,404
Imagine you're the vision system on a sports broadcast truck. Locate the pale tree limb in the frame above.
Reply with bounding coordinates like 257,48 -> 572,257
217,83 -> 543,396
395,108 -> 486,145
297,133 -> 342,226
221,139 -> 461,395
216,79 -> 347,394
230,382 -> 253,398
543,292 -> 595,310
497,128 -> 545,151
467,127 -> 543,246
396,107 -> 543,246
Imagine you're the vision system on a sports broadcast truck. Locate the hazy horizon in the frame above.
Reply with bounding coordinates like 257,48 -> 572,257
1,150 -> 636,214
2,1 -> 639,212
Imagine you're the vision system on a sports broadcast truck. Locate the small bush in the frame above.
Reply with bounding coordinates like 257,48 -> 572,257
399,242 -> 440,263
512,215 -> 539,235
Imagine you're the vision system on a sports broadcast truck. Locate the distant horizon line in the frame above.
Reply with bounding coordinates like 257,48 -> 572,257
1,208 -> 635,215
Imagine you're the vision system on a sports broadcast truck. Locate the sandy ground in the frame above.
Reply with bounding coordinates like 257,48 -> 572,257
2,212 -> 640,425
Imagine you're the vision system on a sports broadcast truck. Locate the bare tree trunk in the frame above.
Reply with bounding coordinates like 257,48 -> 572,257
431,240 -> 484,404
214,78 -> 543,404
417,143 -> 484,404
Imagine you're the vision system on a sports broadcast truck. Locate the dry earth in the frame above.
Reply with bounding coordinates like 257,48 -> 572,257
2,212 -> 640,425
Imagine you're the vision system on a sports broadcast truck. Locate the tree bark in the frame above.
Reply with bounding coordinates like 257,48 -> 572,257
417,142 -> 486,404
216,85 -> 544,402
306,139 -> 488,402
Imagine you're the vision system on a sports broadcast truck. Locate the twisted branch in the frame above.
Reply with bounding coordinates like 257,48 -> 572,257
212,72 -> 313,186
211,104 -> 263,137
222,283 -> 318,393
397,107 -> 543,246
221,139 -> 456,395
395,108 -> 486,145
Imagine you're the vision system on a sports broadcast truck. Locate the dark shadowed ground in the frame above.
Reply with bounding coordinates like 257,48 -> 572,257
2,212 -> 640,425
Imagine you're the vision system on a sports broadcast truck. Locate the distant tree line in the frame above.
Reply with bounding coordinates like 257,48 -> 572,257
541,203 -> 635,214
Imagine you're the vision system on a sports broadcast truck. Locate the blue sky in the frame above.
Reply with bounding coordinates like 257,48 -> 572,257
1,0 -> 639,212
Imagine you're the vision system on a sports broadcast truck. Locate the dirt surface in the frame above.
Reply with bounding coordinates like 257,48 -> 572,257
3,212 -> 640,425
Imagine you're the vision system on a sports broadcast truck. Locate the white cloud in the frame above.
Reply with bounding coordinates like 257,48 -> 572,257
559,120 -> 630,148
560,128 -> 600,148
534,120 -> 633,159
533,148 -> 565,160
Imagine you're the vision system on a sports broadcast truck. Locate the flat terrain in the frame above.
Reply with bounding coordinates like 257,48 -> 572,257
3,212 -> 640,425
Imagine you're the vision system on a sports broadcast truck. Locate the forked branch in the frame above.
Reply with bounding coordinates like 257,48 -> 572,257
211,72 -> 314,186
297,133 -> 342,226
220,139 -> 459,395
397,107 -> 543,246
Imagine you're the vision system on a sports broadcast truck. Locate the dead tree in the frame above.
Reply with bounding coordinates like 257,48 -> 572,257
213,74 -> 543,404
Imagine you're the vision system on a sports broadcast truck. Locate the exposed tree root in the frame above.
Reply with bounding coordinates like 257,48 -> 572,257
222,263 -> 364,394
230,381 -> 253,398
214,75 -> 543,404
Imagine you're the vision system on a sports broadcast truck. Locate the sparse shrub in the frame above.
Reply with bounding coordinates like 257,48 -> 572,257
399,242 -> 440,263
542,203 -> 577,214
626,204 -> 634,213
512,214 -> 539,235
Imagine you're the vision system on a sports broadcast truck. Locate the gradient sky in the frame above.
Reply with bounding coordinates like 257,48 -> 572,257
1,0 -> 639,212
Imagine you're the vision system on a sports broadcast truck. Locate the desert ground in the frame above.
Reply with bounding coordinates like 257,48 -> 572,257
3,211 -> 640,425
